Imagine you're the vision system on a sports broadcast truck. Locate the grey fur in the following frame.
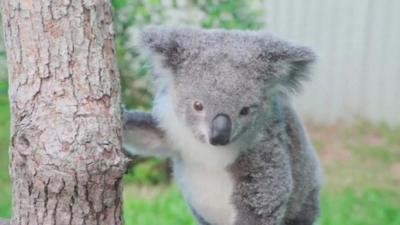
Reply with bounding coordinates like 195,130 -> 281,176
122,110 -> 171,158
123,110 -> 160,131
124,26 -> 322,225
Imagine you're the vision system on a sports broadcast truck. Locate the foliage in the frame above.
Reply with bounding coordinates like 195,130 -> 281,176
0,12 -> 8,88
124,158 -> 172,185
193,0 -> 264,29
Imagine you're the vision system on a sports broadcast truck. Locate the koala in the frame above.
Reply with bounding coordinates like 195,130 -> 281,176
123,26 -> 323,225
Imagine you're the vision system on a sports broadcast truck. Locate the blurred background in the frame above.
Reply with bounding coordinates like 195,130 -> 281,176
0,0 -> 399,224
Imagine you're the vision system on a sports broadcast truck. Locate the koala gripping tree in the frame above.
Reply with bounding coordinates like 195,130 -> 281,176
2,0 -> 129,224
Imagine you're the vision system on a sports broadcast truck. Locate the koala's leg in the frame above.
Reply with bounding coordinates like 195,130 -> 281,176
123,109 -> 172,158
231,148 -> 292,225
233,184 -> 291,225
284,189 -> 320,225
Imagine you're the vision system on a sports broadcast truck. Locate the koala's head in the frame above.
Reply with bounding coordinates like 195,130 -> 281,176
139,26 -> 315,147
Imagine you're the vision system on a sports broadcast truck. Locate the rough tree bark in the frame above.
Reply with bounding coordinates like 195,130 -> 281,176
2,0 -> 129,224
0,220 -> 10,225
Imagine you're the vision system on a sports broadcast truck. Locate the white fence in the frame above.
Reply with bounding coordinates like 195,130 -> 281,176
265,0 -> 400,125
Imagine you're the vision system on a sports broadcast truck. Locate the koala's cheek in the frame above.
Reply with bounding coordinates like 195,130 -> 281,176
232,120 -> 252,140
195,123 -> 209,143
194,132 -> 207,143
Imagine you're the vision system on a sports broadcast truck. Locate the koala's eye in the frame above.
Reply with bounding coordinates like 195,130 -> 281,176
193,101 -> 204,112
239,107 -> 250,116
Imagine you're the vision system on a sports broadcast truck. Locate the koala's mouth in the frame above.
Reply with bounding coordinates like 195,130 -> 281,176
209,114 -> 231,146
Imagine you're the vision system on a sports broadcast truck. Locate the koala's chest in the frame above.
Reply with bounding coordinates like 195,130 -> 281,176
173,160 -> 237,225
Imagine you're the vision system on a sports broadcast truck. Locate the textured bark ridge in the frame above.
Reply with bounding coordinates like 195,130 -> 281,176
0,219 -> 10,225
2,0 -> 129,224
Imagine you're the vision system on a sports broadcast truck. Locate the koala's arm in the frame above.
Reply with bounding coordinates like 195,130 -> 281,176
123,109 -> 172,158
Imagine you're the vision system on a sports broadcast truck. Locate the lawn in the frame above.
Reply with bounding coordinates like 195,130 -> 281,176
0,95 -> 11,217
1,94 -> 400,224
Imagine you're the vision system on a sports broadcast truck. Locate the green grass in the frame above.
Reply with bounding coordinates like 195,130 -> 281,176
321,187 -> 400,225
123,184 -> 400,225
1,94 -> 400,224
123,185 -> 196,225
0,94 -> 11,218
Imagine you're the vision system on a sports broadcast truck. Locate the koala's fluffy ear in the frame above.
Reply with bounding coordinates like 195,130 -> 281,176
139,26 -> 186,71
259,38 -> 317,92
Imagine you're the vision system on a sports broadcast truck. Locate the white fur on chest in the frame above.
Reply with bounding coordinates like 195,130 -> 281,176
154,90 -> 239,225
174,153 -> 237,225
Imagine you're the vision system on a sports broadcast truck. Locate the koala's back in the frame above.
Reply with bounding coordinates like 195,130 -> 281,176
281,102 -> 322,223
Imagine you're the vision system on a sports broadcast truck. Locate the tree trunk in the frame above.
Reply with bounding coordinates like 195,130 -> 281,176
0,220 -> 10,225
1,0 -> 129,224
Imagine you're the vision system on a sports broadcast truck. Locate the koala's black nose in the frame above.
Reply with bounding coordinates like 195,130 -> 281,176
210,114 -> 231,146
